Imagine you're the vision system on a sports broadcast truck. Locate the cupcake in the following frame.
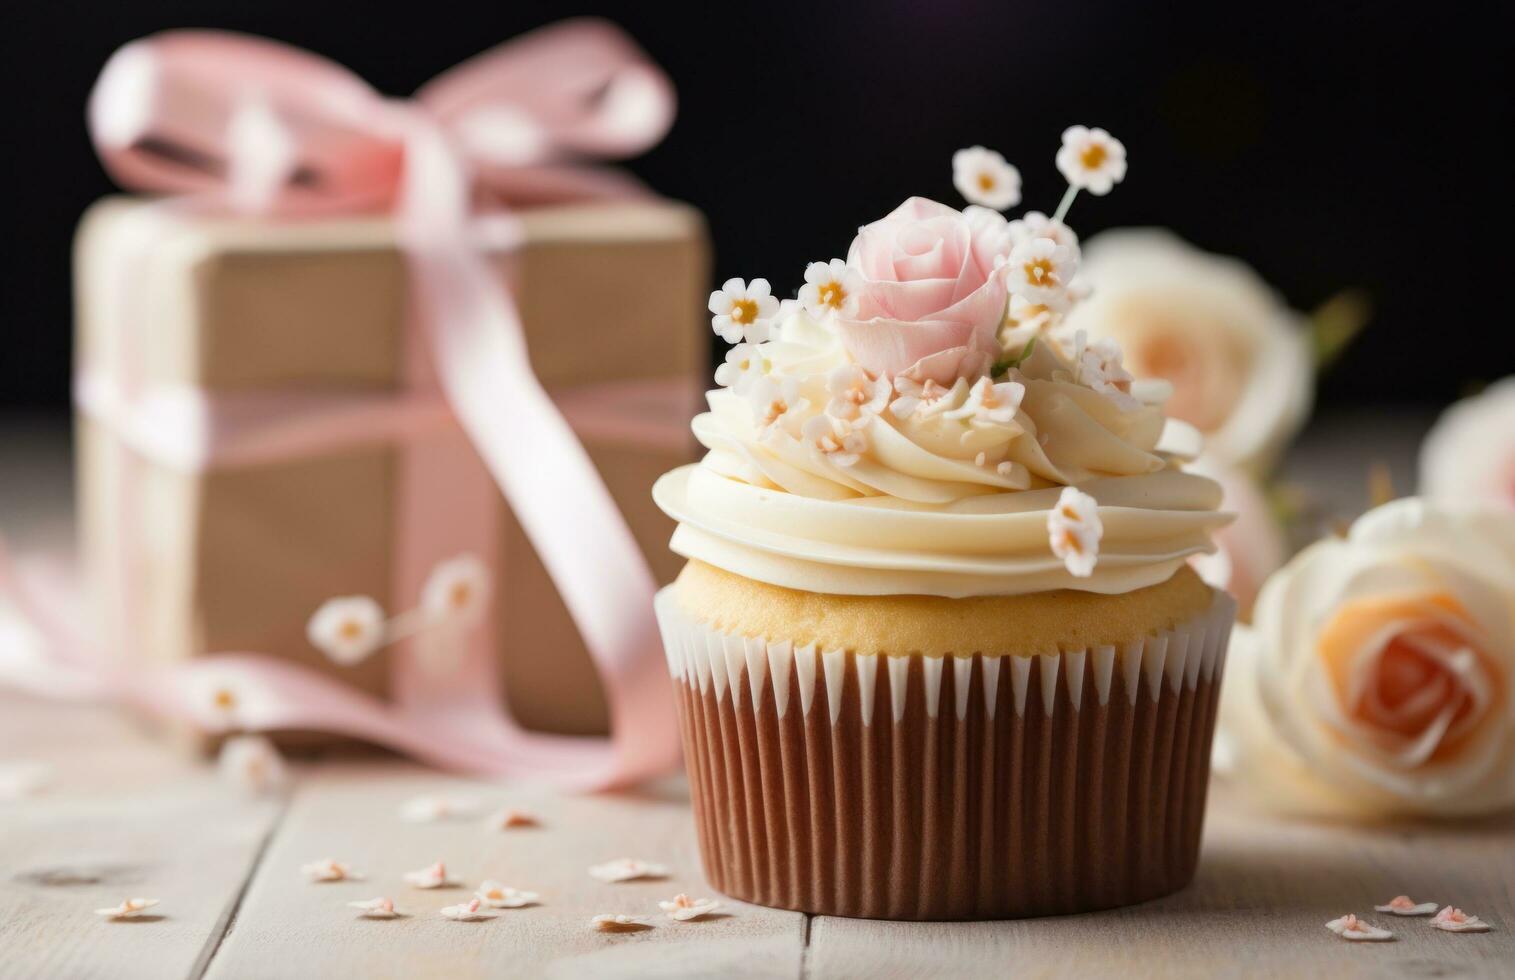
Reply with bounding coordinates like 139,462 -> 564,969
653,132 -> 1235,920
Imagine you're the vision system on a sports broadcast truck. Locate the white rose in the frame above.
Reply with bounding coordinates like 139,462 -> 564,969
1420,377 -> 1515,511
1216,498 -> 1515,818
1064,229 -> 1312,476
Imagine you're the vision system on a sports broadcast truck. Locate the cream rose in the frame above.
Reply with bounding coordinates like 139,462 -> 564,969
1420,377 -> 1515,511
1216,498 -> 1515,817
834,197 -> 1010,383
1064,229 -> 1312,475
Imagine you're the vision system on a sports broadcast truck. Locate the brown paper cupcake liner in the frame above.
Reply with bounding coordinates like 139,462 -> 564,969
654,587 -> 1235,920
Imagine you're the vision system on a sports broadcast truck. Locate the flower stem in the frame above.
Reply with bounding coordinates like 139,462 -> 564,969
1052,184 -> 1079,224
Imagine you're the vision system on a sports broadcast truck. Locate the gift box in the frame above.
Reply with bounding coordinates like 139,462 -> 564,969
74,196 -> 708,743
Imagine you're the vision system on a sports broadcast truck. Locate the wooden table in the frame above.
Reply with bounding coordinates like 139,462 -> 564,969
3,412 -> 1512,979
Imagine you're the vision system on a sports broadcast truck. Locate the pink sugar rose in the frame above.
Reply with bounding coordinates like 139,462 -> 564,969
835,197 -> 1012,383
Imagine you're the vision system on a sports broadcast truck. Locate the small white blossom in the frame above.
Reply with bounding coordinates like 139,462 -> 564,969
475,881 -> 539,908
798,259 -> 863,318
399,795 -> 481,823
1069,329 -> 1139,410
439,898 -> 497,921
747,375 -> 807,437
302,858 -> 362,883
1007,210 -> 1079,250
216,735 -> 286,796
305,595 -> 386,666
1325,913 -> 1394,941
889,376 -> 954,419
659,894 -> 721,921
1375,896 -> 1439,916
942,376 -> 1025,424
801,414 -> 869,467
713,342 -> 769,393
187,670 -> 277,733
592,913 -> 652,932
708,278 -> 779,344
484,807 -> 538,830
420,555 -> 491,625
1056,125 -> 1127,195
1005,237 -> 1079,311
1048,487 -> 1102,578
94,898 -> 159,919
403,861 -> 459,889
825,364 -> 890,421
963,205 -> 1014,260
588,859 -> 669,883
1430,907 -> 1493,933
348,897 -> 399,919
952,145 -> 1022,210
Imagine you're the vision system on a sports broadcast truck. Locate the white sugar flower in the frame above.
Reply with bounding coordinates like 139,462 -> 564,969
1007,210 -> 1079,250
1056,125 -> 1127,195
301,858 -> 362,883
475,881 -> 539,908
659,894 -> 721,921
713,342 -> 770,394
708,278 -> 779,345
747,374 -> 807,437
801,413 -> 869,467
403,861 -> 458,889
420,555 -> 491,625
1005,237 -> 1079,311
399,795 -> 480,823
1068,329 -> 1139,410
1375,896 -> 1439,916
1325,913 -> 1394,941
952,145 -> 1022,210
440,898 -> 496,922
963,205 -> 1014,261
94,898 -> 159,919
1047,487 -> 1103,578
889,376 -> 954,419
216,735 -> 286,796
799,259 -> 863,318
941,376 -> 1025,424
1430,906 -> 1493,933
348,897 -> 399,919
305,595 -> 386,666
588,858 -> 669,883
185,669 -> 278,733
484,807 -> 538,830
825,364 -> 890,421
592,913 -> 652,932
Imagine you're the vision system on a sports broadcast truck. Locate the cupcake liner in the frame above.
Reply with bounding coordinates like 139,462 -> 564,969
655,587 -> 1236,920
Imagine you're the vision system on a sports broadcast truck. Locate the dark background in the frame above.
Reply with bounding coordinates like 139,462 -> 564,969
3,0 -> 1512,410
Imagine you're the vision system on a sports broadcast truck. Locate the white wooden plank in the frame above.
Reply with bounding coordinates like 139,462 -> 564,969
204,768 -> 805,980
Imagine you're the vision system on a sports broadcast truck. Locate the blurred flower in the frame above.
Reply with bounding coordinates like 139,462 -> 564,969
306,596 -> 386,666
1375,896 -> 1437,916
1188,459 -> 1288,620
1007,211 -> 1078,250
1324,914 -> 1392,942
1005,237 -> 1079,311
94,898 -> 159,920
302,858 -> 361,882
440,899 -> 496,921
398,794 -> 480,823
348,897 -> 398,919
420,556 -> 491,626
952,145 -> 1022,210
0,760 -> 50,801
659,894 -> 721,921
217,735 -> 286,796
708,278 -> 778,345
1048,487 -> 1102,578
588,858 -> 668,883
1215,498 -> 1515,818
592,913 -> 652,932
1420,378 -> 1515,511
1056,126 -> 1127,195
1064,229 -> 1313,475
403,861 -> 458,889
799,259 -> 862,318
475,882 -> 538,908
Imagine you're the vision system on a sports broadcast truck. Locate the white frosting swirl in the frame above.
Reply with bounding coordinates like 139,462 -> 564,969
656,309 -> 1229,597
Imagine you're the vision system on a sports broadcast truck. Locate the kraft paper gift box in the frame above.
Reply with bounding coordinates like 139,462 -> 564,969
74,196 -> 708,744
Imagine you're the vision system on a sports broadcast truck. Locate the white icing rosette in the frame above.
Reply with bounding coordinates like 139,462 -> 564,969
1216,498 -> 1515,817
1420,377 -> 1515,511
1064,229 -> 1312,476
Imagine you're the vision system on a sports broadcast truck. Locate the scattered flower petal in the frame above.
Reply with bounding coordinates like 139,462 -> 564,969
439,898 -> 497,922
799,259 -> 863,319
1056,125 -> 1127,196
708,278 -> 779,345
588,859 -> 669,884
348,897 -> 398,919
475,881 -> 539,909
592,913 -> 653,933
1375,896 -> 1439,916
1325,913 -> 1394,941
403,861 -> 459,889
952,145 -> 1022,210
484,807 -> 538,830
94,898 -> 159,919
1048,487 -> 1103,578
1430,907 -> 1493,932
301,858 -> 362,883
216,735 -> 286,796
420,556 -> 491,626
399,795 -> 481,823
659,894 -> 721,921
305,595 -> 386,665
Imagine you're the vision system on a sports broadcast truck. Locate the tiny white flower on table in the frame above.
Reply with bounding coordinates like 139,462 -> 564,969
592,913 -> 653,933
1325,913 -> 1394,941
942,376 -> 1025,425
1008,210 -> 1079,250
420,555 -> 491,626
348,897 -> 399,919
659,894 -> 721,921
1375,895 -> 1439,916
1430,907 -> 1493,933
1005,237 -> 1079,311
475,881 -> 539,908
748,375 -> 807,436
399,795 -> 480,823
216,735 -> 286,796
801,414 -> 869,467
305,596 -> 386,666
588,858 -> 669,884
301,858 -> 362,883
439,898 -> 496,922
1056,126 -> 1127,195
94,898 -> 159,919
799,259 -> 863,318
709,277 -> 779,344
1048,487 -> 1103,578
825,364 -> 890,421
952,145 -> 1022,210
402,861 -> 458,889
484,807 -> 538,830
0,761 -> 50,801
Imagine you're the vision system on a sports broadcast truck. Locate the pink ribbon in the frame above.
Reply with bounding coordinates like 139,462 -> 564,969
3,20 -> 686,788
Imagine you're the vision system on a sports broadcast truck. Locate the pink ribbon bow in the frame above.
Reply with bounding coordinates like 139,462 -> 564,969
2,20 -> 685,789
